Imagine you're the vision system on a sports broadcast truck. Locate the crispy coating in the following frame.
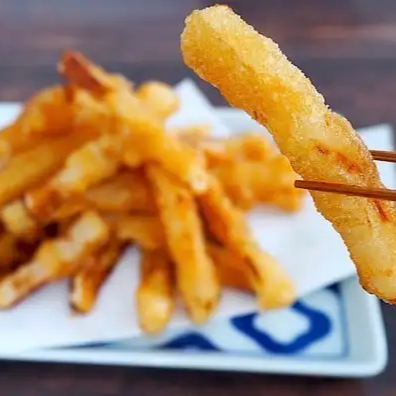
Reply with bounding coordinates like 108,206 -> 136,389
207,242 -> 251,291
198,177 -> 295,309
1,200 -> 41,242
84,170 -> 156,214
0,211 -> 108,308
59,51 -> 133,95
0,85 -> 74,164
136,249 -> 175,334
0,128 -> 97,208
212,157 -> 303,212
70,239 -> 121,313
147,164 -> 220,323
136,81 -> 180,119
182,5 -> 396,302
110,214 -> 165,250
60,52 -> 208,193
25,134 -> 121,220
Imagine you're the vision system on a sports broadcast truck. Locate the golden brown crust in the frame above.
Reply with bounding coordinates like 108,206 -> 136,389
181,5 -> 396,302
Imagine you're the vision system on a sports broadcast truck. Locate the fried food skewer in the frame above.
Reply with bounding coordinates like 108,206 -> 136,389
137,249 -> 175,334
182,5 -> 396,302
147,164 -> 220,324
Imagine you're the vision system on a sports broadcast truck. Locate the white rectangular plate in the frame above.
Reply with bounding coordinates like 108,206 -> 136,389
0,109 -> 388,377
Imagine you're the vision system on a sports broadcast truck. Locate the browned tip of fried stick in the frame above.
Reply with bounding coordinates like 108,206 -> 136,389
58,50 -> 113,95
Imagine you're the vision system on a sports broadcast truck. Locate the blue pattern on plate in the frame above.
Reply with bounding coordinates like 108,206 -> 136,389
161,333 -> 221,351
70,283 -> 348,359
230,301 -> 332,355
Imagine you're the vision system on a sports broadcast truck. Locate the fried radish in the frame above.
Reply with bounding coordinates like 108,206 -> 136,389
182,5 -> 396,302
147,164 -> 220,323
137,249 -> 175,334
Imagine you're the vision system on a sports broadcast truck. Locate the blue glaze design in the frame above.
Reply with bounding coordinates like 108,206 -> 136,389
161,333 -> 220,351
231,301 -> 331,354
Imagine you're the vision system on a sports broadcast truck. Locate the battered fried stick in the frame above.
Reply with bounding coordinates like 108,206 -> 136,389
137,249 -> 175,334
111,214 -> 165,250
212,157 -> 303,211
147,164 -> 219,324
198,177 -> 295,309
1,200 -> 41,242
25,134 -> 122,220
0,211 -> 109,308
0,85 -> 73,164
59,51 -> 132,95
182,5 -> 396,302
70,239 -> 122,313
136,81 -> 180,119
61,52 -> 208,193
0,128 -> 98,208
207,242 -> 251,291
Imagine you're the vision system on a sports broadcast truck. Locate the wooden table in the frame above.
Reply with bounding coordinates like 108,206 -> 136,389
0,0 -> 395,394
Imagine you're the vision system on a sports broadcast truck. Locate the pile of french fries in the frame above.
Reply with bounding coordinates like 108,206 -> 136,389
0,51 -> 304,334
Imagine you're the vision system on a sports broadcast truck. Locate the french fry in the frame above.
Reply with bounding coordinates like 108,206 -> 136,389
207,242 -> 251,291
265,189 -> 305,213
109,93 -> 209,193
70,239 -> 122,313
25,169 -> 156,224
84,170 -> 156,214
136,81 -> 179,119
147,164 -> 220,324
198,177 -> 295,309
137,249 -> 175,334
0,211 -> 109,308
59,51 -> 132,95
225,133 -> 276,163
61,52 -> 177,120
0,85 -> 74,164
0,128 -> 97,208
0,234 -> 23,273
25,134 -> 121,220
1,200 -> 41,242
212,157 -> 304,211
111,214 -> 165,250
61,52 -> 208,192
170,125 -> 211,144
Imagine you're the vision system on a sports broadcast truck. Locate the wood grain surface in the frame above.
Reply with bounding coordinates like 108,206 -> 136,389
0,0 -> 395,395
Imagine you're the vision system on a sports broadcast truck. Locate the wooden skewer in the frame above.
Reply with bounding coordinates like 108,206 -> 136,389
370,150 -> 396,163
294,180 -> 396,201
294,149 -> 396,200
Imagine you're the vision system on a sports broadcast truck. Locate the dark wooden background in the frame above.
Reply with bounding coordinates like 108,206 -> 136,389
0,0 -> 395,395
